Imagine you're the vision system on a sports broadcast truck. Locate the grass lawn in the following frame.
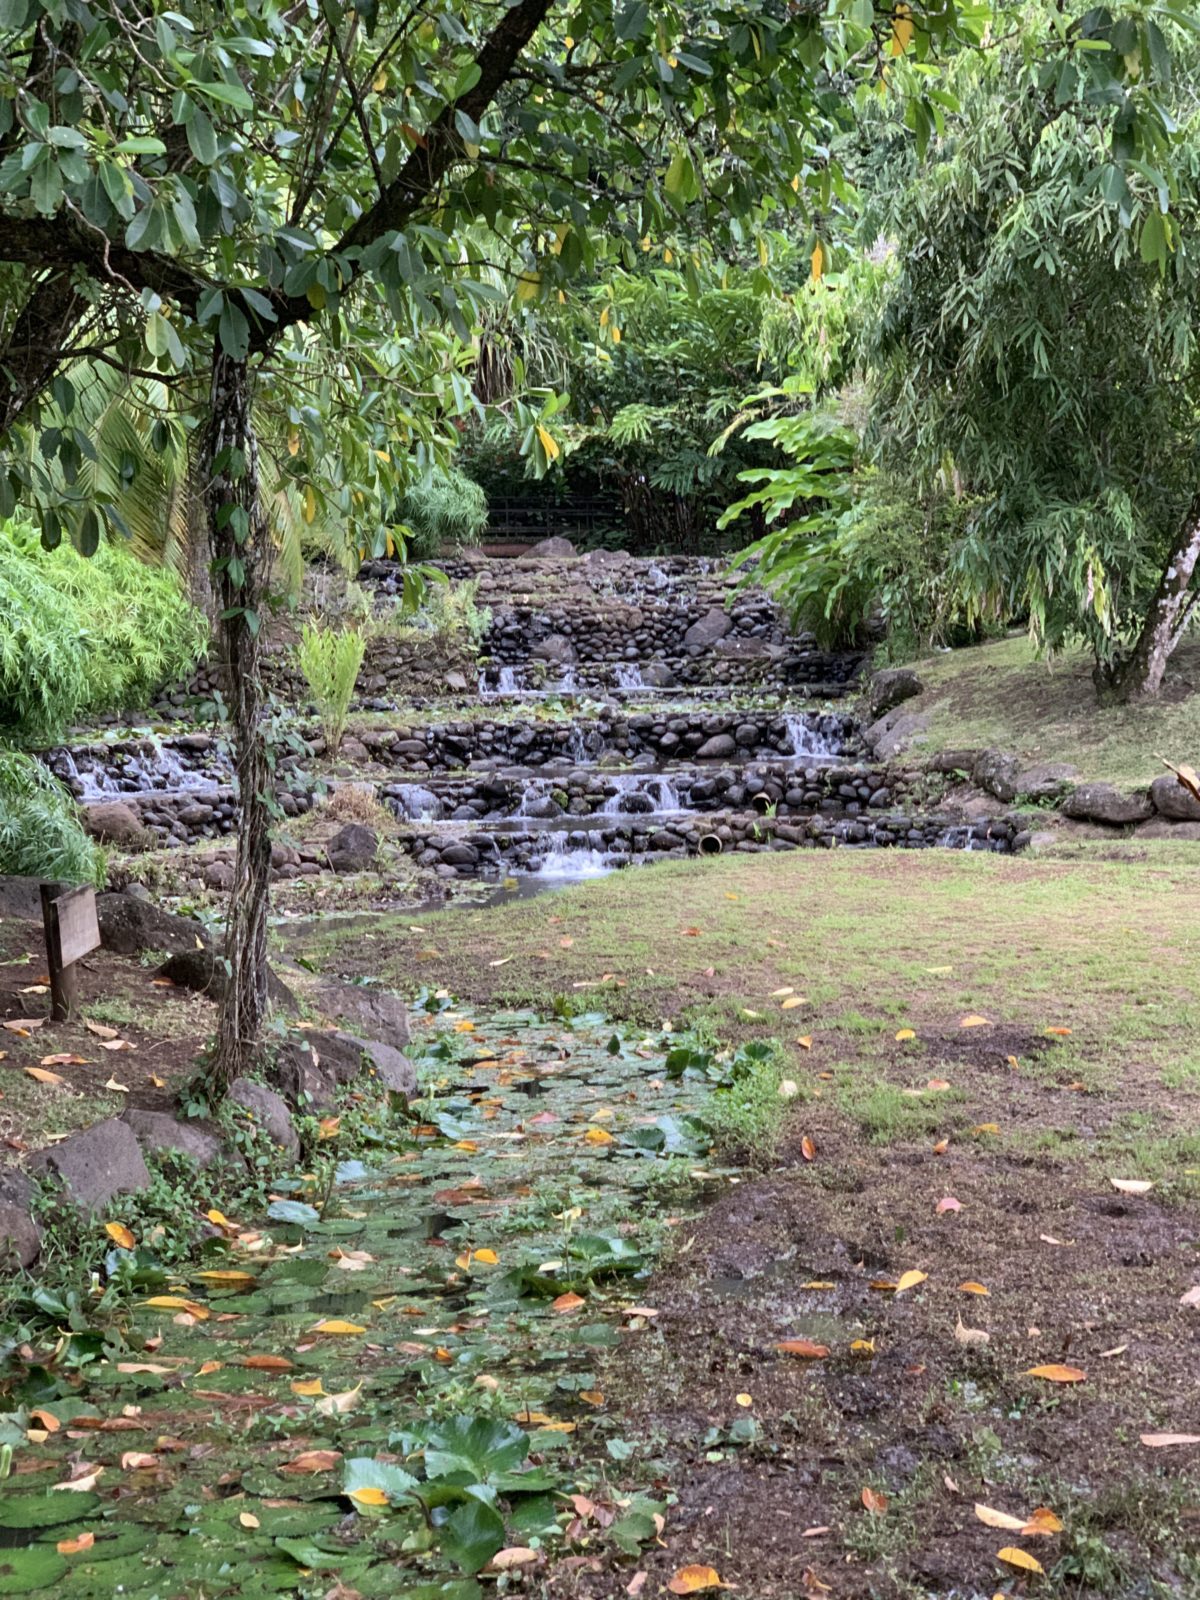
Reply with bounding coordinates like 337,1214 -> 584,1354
904,633 -> 1200,785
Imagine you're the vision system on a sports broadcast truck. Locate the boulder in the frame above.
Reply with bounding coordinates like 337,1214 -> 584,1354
29,1119 -> 150,1212
867,710 -> 931,761
121,1110 -> 226,1169
97,892 -> 211,958
696,733 -> 738,760
0,875 -> 43,919
1012,762 -> 1080,802
444,670 -> 469,692
865,667 -> 924,720
158,947 -> 296,1012
640,661 -> 675,689
1150,772 -> 1200,822
312,979 -> 411,1047
441,842 -> 481,867
352,1036 -> 417,1099
1136,818 -> 1200,841
326,823 -> 378,873
308,1030 -> 370,1086
0,1169 -> 41,1266
924,749 -> 982,775
271,1036 -> 339,1110
531,633 -> 576,666
972,749 -> 1022,803
228,1077 -> 299,1159
582,547 -> 632,565
716,637 -> 770,659
525,536 -> 576,559
204,860 -> 235,891
82,802 -> 154,851
682,609 -> 733,649
1063,782 -> 1154,826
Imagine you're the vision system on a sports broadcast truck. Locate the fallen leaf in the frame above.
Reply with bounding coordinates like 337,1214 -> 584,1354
861,1486 -> 888,1515
1180,1285 -> 1200,1308
291,1378 -> 325,1397
491,1547 -> 538,1570
795,1035 -> 812,1049
280,1449 -> 342,1474
850,1338 -> 875,1355
1045,1026 -> 1073,1037
667,1566 -> 728,1594
315,1383 -> 363,1417
29,1408 -> 60,1433
23,1066 -> 65,1086
552,1292 -> 585,1313
1141,1432 -> 1200,1447
239,1511 -> 260,1529
99,1038 -> 135,1052
105,1222 -> 136,1250
52,1470 -> 103,1492
972,1122 -> 1000,1136
84,1019 -> 117,1039
975,1504 -> 1027,1532
959,1014 -> 991,1028
895,1269 -> 928,1293
735,1392 -> 753,1407
954,1315 -> 990,1349
57,1532 -> 95,1555
584,1126 -> 614,1146
311,1319 -> 365,1335
40,1053 -> 87,1066
935,1197 -> 962,1214
776,1339 -> 829,1358
1100,1344 -> 1128,1359
120,1452 -> 159,1470
997,1547 -> 1045,1575
781,997 -> 803,1010
4,1017 -> 44,1032
241,1353 -> 293,1371
627,1575 -> 648,1597
959,1281 -> 989,1295
895,1028 -> 916,1042
347,1485 -> 390,1507
800,1135 -> 816,1161
1025,1363 -> 1086,1384
195,1269 -> 256,1287
1024,1507 -> 1063,1535
1110,1178 -> 1154,1195
932,1138 -> 949,1155
103,1075 -> 130,1092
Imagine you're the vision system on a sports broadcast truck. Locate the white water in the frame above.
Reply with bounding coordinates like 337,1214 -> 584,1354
391,783 -> 444,822
600,773 -> 681,814
532,836 -> 614,880
479,665 -> 519,698
613,663 -> 644,690
784,712 -> 839,761
52,738 -> 224,799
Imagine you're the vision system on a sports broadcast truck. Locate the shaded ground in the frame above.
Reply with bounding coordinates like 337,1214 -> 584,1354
283,848 -> 1200,1595
908,633 -> 1200,785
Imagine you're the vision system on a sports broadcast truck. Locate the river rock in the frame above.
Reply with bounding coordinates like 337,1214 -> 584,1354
30,1118 -> 151,1212
1150,772 -> 1200,821
0,875 -> 43,918
122,1110 -> 226,1168
228,1077 -> 299,1159
0,1170 -> 41,1267
865,667 -> 923,719
271,1036 -> 338,1110
204,860 -> 235,890
640,661 -> 675,688
525,536 -> 576,558
697,733 -> 737,760
683,609 -> 733,648
972,749 -> 1022,802
532,633 -> 577,665
1137,818 -> 1200,841
354,1037 -> 417,1098
1064,782 -> 1154,826
312,979 -> 411,1047
97,892 -> 211,957
83,801 -> 154,851
326,823 -> 378,873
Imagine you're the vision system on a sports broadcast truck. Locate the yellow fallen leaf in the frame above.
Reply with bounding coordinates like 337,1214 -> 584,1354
668,1566 -> 729,1594
1024,1507 -> 1063,1534
735,1392 -> 753,1407
895,1269 -> 927,1293
347,1485 -> 390,1506
795,1035 -> 813,1049
959,1281 -> 990,1296
850,1338 -> 875,1355
771,987 -> 795,998
1025,1363 -> 1086,1383
975,1503 -> 1027,1532
972,1122 -> 1000,1136
291,1378 -> 325,1397
960,1014 -> 991,1028
312,1319 -> 366,1335
143,1296 -> 207,1319
997,1547 -> 1044,1574
239,1511 -> 260,1529
781,997 -> 803,1010
584,1126 -> 614,1146
24,1066 -> 66,1086
195,1269 -> 256,1287
895,1028 -> 916,1042
105,1222 -> 136,1250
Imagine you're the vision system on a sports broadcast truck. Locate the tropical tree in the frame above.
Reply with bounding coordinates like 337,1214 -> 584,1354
0,0 -> 1136,1091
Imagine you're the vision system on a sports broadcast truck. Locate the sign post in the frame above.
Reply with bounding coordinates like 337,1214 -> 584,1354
39,883 -> 101,1022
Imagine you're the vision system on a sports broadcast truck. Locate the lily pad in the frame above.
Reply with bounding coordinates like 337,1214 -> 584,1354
0,1548 -> 69,1596
0,1494 -> 101,1530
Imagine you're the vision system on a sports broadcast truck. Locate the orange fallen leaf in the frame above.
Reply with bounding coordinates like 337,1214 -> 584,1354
29,1408 -> 60,1433
795,1036 -> 812,1050
280,1449 -> 342,1474
241,1353 -> 293,1371
932,1138 -> 949,1155
57,1532 -> 95,1555
997,1547 -> 1044,1574
959,1281 -> 989,1296
105,1222 -> 136,1250
800,1136 -> 816,1162
1045,1026 -> 1072,1037
1024,1507 -> 1063,1535
667,1566 -> 729,1594
776,1339 -> 829,1358
24,1067 -> 65,1086
1025,1363 -> 1086,1383
552,1292 -> 585,1313
861,1486 -> 888,1514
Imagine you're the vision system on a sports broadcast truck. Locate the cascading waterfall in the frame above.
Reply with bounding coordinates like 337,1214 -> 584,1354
783,712 -> 839,761
391,784 -> 444,822
600,773 -> 682,814
533,833 -> 613,879
614,663 -> 644,690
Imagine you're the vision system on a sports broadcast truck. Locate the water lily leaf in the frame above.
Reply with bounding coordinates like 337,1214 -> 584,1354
342,1457 -> 419,1505
0,1494 -> 100,1529
439,1499 -> 505,1575
0,1547 -> 69,1594
268,1199 -> 322,1226
424,1417 -> 529,1482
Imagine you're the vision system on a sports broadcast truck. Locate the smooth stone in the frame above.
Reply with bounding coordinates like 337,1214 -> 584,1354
122,1109 -> 226,1168
1150,772 -> 1200,821
228,1077 -> 300,1159
29,1118 -> 151,1212
1063,782 -> 1154,826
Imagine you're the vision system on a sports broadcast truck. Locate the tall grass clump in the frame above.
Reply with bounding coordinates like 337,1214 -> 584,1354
0,751 -> 104,886
296,621 -> 366,755
0,519 -> 208,741
397,466 -> 488,559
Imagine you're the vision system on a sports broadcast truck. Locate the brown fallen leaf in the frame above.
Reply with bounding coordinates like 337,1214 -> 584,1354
776,1339 -> 829,1358
4,1017 -> 45,1032
861,1486 -> 888,1515
84,1019 -> 118,1039
958,1281 -> 989,1295
1141,1432 -> 1200,1447
552,1291 -> 585,1313
120,1452 -> 160,1471
99,1038 -> 135,1052
954,1315 -> 990,1349
491,1547 -> 538,1570
240,1354 -> 293,1371
279,1449 -> 342,1474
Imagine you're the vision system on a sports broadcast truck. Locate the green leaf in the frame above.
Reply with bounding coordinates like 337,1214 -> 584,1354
0,1547 -> 69,1596
423,1417 -> 529,1482
0,1494 -> 101,1530
185,104 -> 218,164
438,1499 -> 504,1575
218,299 -> 250,360
342,1457 -> 420,1504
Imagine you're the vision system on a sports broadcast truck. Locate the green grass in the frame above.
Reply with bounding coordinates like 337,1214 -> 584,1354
908,632 -> 1200,786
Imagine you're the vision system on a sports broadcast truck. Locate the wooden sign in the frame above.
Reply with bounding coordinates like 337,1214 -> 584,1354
40,884 -> 100,1021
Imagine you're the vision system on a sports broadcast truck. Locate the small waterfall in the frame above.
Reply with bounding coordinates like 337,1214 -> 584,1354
600,774 -> 682,814
554,667 -> 577,694
46,736 -> 226,799
566,726 -> 588,763
614,663 -> 644,690
533,834 -> 613,879
783,713 -> 838,761
479,665 -> 519,699
391,784 -> 443,822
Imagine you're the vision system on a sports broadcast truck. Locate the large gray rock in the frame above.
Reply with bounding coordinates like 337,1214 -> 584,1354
1064,782 -> 1154,826
121,1110 -> 226,1168
352,1036 -> 417,1099
0,875 -> 43,919
1137,818 -> 1200,841
865,667 -> 923,720
972,749 -> 1022,803
82,802 -> 154,851
326,823 -> 378,874
925,749 -> 983,775
532,633 -> 576,665
307,1030 -> 416,1099
582,547 -> 632,566
696,733 -> 738,760
228,1078 -> 299,1159
682,609 -> 732,649
1150,772 -> 1200,821
97,893 -> 211,958
313,980 -> 411,1047
0,1169 -> 41,1266
29,1119 -> 150,1212
525,536 -> 576,559
867,709 -> 931,761
640,661 -> 675,688
1012,762 -> 1080,803
158,948 -> 296,1012
271,1036 -> 338,1110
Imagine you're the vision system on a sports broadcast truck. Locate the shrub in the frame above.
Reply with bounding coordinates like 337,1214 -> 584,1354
296,621 -> 366,755
0,751 -> 104,886
0,519 -> 208,741
396,466 -> 488,560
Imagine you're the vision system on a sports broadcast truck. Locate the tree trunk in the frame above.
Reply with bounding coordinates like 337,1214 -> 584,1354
204,347 -> 273,1098
1105,493 -> 1200,702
